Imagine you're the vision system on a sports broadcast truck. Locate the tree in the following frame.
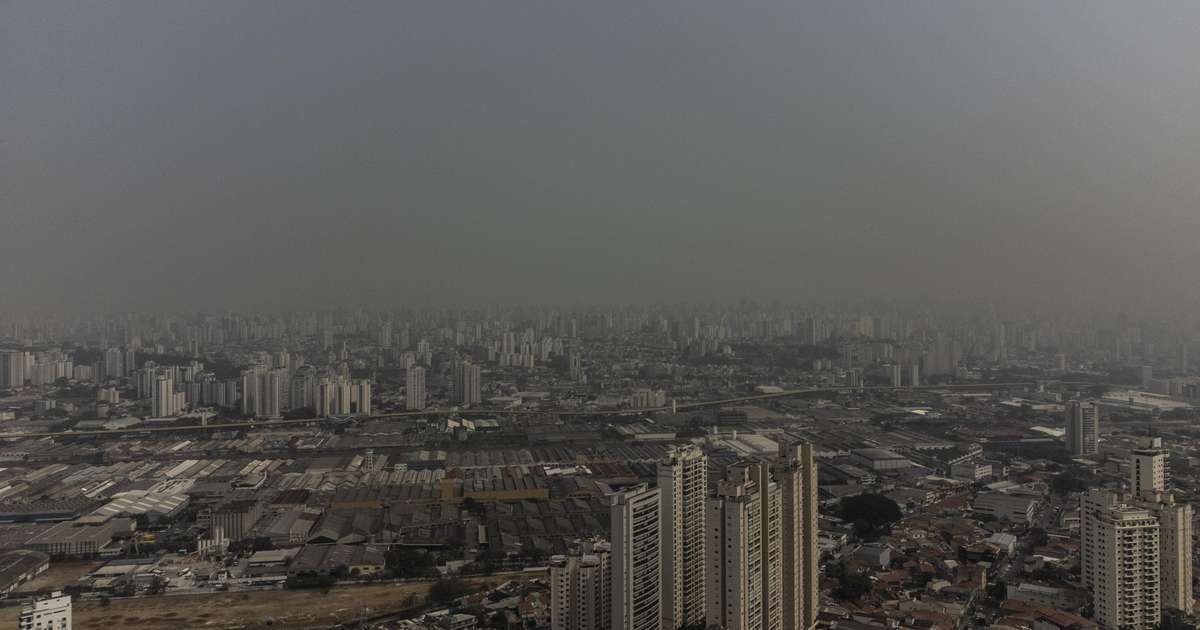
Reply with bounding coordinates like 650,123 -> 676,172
839,494 -> 902,539
834,571 -> 873,601
489,611 -> 509,629
1050,475 -> 1087,495
386,548 -> 436,579
988,579 -> 1008,602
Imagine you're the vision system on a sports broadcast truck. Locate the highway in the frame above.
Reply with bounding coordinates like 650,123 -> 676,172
0,381 -> 1039,440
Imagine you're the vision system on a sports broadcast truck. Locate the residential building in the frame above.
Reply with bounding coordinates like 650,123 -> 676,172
18,591 -> 71,630
451,360 -> 481,406
1085,498 -> 1161,630
706,461 -> 781,630
1131,437 -> 1168,495
406,366 -> 426,411
658,444 -> 707,630
1065,399 -> 1099,456
611,484 -> 661,630
550,538 -> 611,630
777,442 -> 820,630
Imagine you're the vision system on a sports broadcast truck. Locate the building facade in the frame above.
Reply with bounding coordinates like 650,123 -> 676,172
658,445 -> 707,630
611,484 -> 661,630
1065,399 -> 1099,456
550,538 -> 611,630
777,442 -> 820,630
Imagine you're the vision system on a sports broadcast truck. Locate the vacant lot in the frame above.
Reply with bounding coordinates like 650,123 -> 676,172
0,573 -> 530,630
21,561 -> 101,592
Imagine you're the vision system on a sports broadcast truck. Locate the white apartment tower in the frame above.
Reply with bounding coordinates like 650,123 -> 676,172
611,484 -> 661,630
777,442 -> 821,630
1142,494 -> 1193,615
406,366 -> 426,411
1132,437 -> 1168,496
706,462 -> 778,630
151,374 -> 175,417
658,444 -> 708,630
19,591 -> 71,630
1066,399 -> 1100,456
1089,501 -> 1161,630
550,538 -> 612,630
1131,437 -> 1193,615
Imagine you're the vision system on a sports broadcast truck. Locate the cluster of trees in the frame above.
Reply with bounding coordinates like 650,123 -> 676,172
385,547 -> 438,579
838,494 -> 902,540
827,562 -> 873,601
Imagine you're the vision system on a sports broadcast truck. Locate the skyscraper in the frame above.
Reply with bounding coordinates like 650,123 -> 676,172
1065,399 -> 1099,456
152,374 -> 176,417
658,445 -> 707,630
451,360 -> 481,405
241,365 -> 266,417
0,351 -> 26,389
104,347 -> 124,380
353,378 -> 371,415
406,366 -> 426,411
1142,494 -> 1193,615
777,442 -> 820,630
611,484 -> 661,630
550,538 -> 611,630
1130,437 -> 1193,616
1081,490 -> 1161,630
1132,437 -> 1168,495
706,460 -> 782,630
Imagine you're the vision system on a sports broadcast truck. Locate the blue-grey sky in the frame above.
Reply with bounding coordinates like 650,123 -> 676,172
3,1 -> 1199,311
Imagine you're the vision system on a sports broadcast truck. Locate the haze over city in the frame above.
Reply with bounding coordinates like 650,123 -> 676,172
6,3 -> 1200,630
5,1 -> 1200,311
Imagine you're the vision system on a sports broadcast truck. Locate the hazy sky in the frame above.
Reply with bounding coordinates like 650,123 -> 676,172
4,1 -> 1200,311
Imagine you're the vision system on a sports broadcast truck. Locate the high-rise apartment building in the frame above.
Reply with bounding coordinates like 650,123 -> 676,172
451,360 -> 481,405
354,378 -> 371,415
777,442 -> 820,630
151,375 -> 179,417
1082,480 -> 1194,627
1130,437 -> 1193,616
550,538 -> 611,630
1,351 -> 27,389
611,484 -> 661,630
888,364 -> 902,388
240,366 -> 287,418
706,461 -> 782,630
658,445 -> 707,630
241,365 -> 266,417
1142,494 -> 1193,615
1132,437 -> 1168,496
1084,497 -> 1161,630
1065,399 -> 1099,456
406,366 -> 425,411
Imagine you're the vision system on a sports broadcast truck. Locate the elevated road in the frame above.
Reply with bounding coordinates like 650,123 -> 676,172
0,381 -> 1038,440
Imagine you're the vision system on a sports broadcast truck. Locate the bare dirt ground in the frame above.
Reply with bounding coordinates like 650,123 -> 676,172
0,573 -> 527,630
21,561 -> 101,592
